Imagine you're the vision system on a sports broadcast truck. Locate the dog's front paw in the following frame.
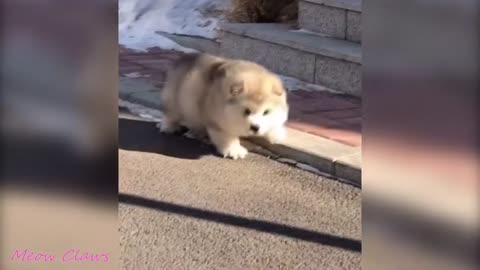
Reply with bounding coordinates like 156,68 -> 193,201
265,126 -> 287,144
157,122 -> 175,133
157,121 -> 184,134
220,143 -> 248,160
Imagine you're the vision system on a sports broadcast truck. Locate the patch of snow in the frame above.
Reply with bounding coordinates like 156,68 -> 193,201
119,99 -> 164,122
119,0 -> 230,51
124,72 -> 151,78
166,0 -> 230,39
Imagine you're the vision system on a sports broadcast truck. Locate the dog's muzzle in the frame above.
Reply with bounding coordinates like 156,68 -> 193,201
249,124 -> 260,134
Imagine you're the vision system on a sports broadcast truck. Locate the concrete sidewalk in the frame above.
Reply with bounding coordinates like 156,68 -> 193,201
119,47 -> 362,186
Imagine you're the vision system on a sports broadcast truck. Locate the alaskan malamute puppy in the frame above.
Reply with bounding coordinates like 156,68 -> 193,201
160,53 -> 289,159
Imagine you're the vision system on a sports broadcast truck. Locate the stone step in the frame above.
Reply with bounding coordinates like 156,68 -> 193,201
220,23 -> 361,96
155,31 -> 220,55
299,0 -> 362,43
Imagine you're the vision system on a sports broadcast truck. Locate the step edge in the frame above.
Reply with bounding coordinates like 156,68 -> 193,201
303,0 -> 362,12
221,23 -> 362,64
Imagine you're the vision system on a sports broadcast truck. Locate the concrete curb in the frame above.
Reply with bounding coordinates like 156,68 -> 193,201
249,129 -> 361,187
119,78 -> 361,187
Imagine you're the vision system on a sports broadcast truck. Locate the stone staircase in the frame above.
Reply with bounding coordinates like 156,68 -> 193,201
219,0 -> 362,96
299,0 -> 361,43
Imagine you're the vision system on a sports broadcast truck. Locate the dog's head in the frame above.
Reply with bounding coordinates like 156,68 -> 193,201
210,60 -> 289,137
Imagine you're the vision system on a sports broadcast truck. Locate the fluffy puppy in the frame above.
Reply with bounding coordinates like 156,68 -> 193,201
160,53 -> 289,159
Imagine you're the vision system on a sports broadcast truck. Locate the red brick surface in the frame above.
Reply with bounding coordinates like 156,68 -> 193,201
287,90 -> 362,146
119,47 -> 362,147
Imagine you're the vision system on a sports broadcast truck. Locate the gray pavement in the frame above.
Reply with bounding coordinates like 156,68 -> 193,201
119,110 -> 361,270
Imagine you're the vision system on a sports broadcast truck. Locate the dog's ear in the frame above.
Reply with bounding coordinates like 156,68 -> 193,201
209,61 -> 227,81
272,87 -> 284,96
230,81 -> 244,97
272,84 -> 285,96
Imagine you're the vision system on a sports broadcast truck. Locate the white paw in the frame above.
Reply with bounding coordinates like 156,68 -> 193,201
220,143 -> 248,160
266,126 -> 287,144
157,121 -> 178,134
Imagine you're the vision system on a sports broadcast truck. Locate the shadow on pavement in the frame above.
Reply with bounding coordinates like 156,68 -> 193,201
2,135 -> 117,202
119,193 -> 362,252
119,117 -> 213,160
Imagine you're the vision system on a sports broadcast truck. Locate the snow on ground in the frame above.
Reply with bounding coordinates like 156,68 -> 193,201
119,0 -> 230,52
123,72 -> 151,78
119,99 -> 164,122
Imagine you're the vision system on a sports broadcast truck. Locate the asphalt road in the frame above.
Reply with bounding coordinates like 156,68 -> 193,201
119,110 -> 361,270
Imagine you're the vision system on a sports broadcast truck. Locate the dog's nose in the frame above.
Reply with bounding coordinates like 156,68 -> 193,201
250,124 -> 260,133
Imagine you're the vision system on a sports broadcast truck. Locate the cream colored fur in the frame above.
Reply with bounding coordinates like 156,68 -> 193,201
160,53 -> 289,159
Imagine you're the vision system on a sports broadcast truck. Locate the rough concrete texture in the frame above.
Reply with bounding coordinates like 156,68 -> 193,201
220,23 -> 362,95
221,32 -> 316,82
128,90 -> 162,110
334,152 -> 361,184
347,11 -> 362,43
119,77 -> 159,99
299,1 -> 346,39
315,55 -> 361,96
221,23 -> 361,63
119,114 -> 361,270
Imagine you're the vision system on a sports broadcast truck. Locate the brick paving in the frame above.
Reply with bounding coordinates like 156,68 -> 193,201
119,46 -> 362,147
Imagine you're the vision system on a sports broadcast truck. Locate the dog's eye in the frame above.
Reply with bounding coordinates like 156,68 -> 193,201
244,108 -> 251,116
263,109 -> 270,115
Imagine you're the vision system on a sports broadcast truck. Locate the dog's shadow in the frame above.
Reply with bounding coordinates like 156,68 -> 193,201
119,117 -> 213,160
